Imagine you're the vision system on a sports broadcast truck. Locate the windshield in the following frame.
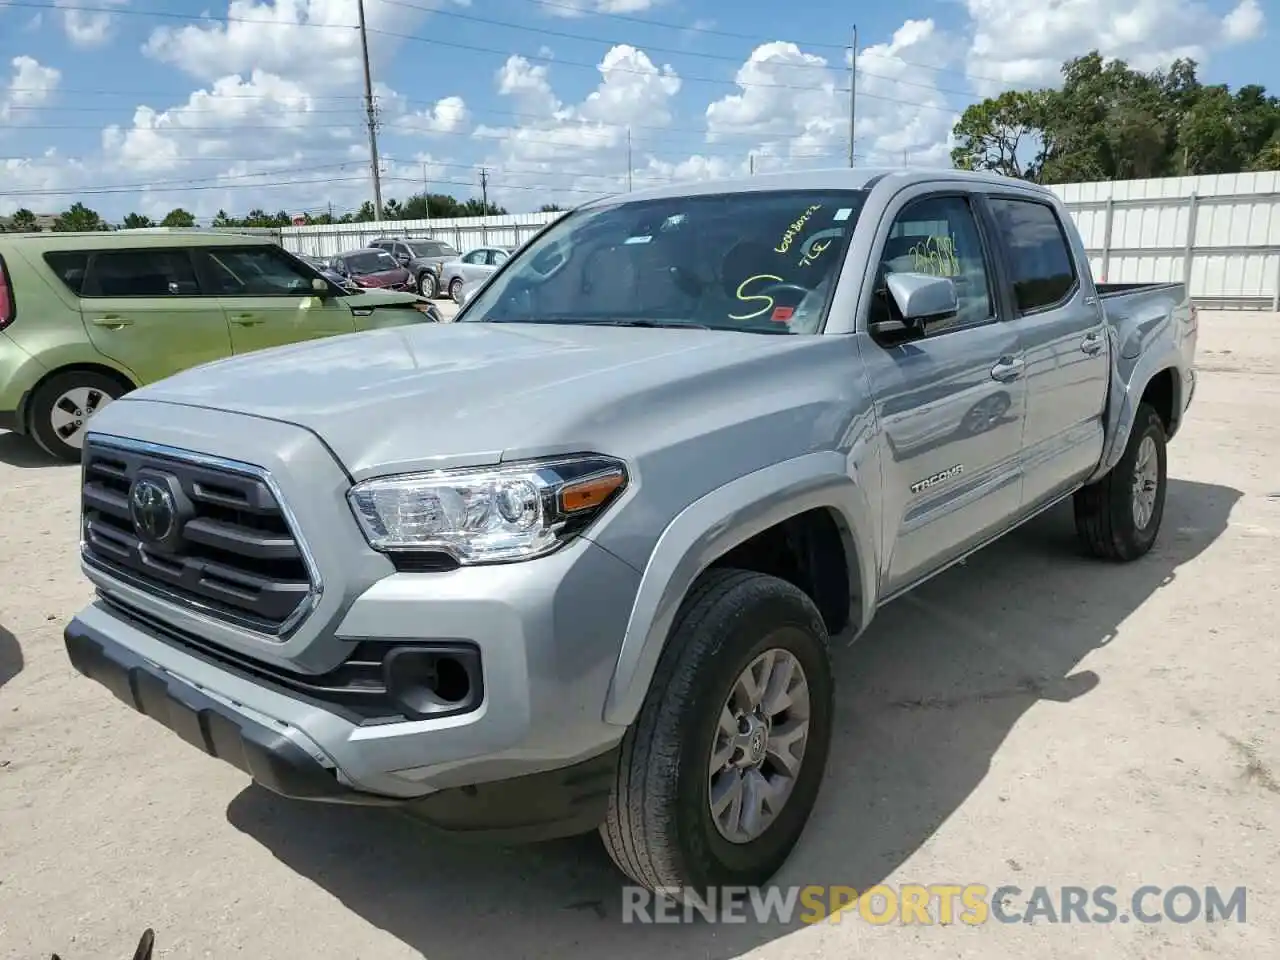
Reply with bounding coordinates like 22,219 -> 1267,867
346,251 -> 398,274
461,189 -> 868,334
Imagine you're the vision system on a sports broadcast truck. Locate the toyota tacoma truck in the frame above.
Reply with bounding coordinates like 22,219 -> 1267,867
64,169 -> 1197,896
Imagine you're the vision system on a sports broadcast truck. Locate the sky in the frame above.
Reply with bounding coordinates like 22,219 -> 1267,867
0,0 -> 1271,222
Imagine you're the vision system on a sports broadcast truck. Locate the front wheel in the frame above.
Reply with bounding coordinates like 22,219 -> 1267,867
1073,401 -> 1168,561
28,370 -> 126,462
449,278 -> 464,304
418,271 -> 437,299
600,569 -> 834,897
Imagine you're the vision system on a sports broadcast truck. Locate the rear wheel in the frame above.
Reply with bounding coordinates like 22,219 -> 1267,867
28,370 -> 127,463
1073,401 -> 1167,561
599,569 -> 834,898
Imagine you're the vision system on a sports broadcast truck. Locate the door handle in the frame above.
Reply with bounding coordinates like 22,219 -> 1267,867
230,314 -> 264,326
1080,332 -> 1104,355
90,316 -> 132,329
990,355 -> 1024,383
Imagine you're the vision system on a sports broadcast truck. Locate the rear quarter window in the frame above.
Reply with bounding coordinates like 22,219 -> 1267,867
43,251 -> 90,295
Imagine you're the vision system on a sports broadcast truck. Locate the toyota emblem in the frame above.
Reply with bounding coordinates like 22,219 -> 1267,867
129,478 -> 177,542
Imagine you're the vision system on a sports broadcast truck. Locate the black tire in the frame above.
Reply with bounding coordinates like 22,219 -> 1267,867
418,271 -> 437,299
1073,401 -> 1167,561
28,370 -> 128,463
449,278 -> 464,304
600,568 -> 834,898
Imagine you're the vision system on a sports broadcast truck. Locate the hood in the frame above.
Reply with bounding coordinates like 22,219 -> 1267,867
339,289 -> 422,307
352,269 -> 408,287
128,321 -> 818,479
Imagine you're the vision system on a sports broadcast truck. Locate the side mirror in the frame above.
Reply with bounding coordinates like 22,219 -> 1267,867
870,272 -> 958,335
396,254 -> 410,265
460,279 -> 482,306
311,277 -> 330,296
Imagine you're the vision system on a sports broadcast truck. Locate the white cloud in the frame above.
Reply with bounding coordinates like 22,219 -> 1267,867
0,55 -> 61,124
580,45 -> 681,126
703,23 -> 956,170
543,0 -> 660,17
1222,0 -> 1265,42
0,150 -> 89,217
473,45 -> 684,208
964,0 -> 1261,94
55,0 -> 127,49
101,70 -> 342,174
142,0 -> 426,88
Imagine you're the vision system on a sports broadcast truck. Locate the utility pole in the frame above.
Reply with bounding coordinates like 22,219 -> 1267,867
749,153 -> 754,176
479,168 -> 489,211
848,25 -> 858,168
357,0 -> 383,222
626,127 -> 633,191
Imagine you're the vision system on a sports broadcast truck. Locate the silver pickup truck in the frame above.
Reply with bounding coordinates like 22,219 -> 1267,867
64,169 -> 1197,898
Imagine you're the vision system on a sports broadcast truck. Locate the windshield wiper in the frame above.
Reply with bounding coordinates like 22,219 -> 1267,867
595,318 -> 713,330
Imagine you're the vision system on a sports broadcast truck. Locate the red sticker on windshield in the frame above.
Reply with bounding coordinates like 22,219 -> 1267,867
771,306 -> 794,323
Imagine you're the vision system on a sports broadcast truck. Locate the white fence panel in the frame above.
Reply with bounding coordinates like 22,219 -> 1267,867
1050,171 -> 1280,308
255,172 -> 1280,308
275,212 -> 562,259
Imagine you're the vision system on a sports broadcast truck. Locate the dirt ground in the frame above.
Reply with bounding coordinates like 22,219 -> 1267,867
1,311 -> 1277,960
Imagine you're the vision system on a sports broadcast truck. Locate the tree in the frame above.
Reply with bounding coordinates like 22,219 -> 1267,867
538,203 -> 565,212
122,212 -> 154,229
9,208 -> 39,232
53,202 -> 106,232
953,51 -> 1280,182
1251,133 -> 1280,171
951,89 -> 1054,180
160,208 -> 196,228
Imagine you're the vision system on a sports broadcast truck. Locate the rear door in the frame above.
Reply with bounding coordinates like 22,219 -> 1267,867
74,247 -> 232,383
197,244 -> 356,354
459,248 -> 490,283
984,195 -> 1109,508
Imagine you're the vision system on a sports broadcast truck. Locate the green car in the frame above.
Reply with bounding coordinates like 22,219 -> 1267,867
0,230 -> 442,461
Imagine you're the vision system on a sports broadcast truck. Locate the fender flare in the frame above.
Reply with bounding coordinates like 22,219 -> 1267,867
601,451 -> 878,727
1087,347 -> 1182,485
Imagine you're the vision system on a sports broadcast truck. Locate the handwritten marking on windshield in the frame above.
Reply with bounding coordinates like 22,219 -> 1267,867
729,273 -> 784,320
799,239 -> 831,267
775,206 -> 822,254
909,235 -> 960,276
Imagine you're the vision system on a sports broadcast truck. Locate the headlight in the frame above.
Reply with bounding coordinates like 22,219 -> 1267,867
347,455 -> 628,564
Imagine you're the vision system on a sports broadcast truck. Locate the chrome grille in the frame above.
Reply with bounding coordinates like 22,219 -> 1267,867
80,437 -> 318,636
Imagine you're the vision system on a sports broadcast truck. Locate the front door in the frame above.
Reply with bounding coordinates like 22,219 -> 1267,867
984,196 -> 1110,508
858,191 -> 1028,596
196,244 -> 355,353
77,247 -> 232,383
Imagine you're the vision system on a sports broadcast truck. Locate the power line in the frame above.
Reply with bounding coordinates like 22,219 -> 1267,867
3,0 -> 962,96
7,0 -> 1011,86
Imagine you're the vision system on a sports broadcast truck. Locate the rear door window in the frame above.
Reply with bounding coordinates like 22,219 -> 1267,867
987,198 -> 1078,313
82,249 -> 202,297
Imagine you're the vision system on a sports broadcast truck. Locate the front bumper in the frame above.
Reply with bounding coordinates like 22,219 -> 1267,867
66,614 -> 621,841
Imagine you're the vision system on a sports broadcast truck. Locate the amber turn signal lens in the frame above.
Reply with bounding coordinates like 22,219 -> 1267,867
558,470 -> 625,514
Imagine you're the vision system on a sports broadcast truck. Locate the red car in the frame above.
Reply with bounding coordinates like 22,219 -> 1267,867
330,248 -> 412,290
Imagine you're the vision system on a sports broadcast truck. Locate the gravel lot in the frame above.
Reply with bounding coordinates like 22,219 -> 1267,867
2,311 -> 1277,959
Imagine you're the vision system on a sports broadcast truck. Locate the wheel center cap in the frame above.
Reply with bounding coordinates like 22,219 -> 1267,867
738,715 -> 768,766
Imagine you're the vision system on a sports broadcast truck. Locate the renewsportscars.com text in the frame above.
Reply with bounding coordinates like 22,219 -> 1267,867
622,884 -> 1248,925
